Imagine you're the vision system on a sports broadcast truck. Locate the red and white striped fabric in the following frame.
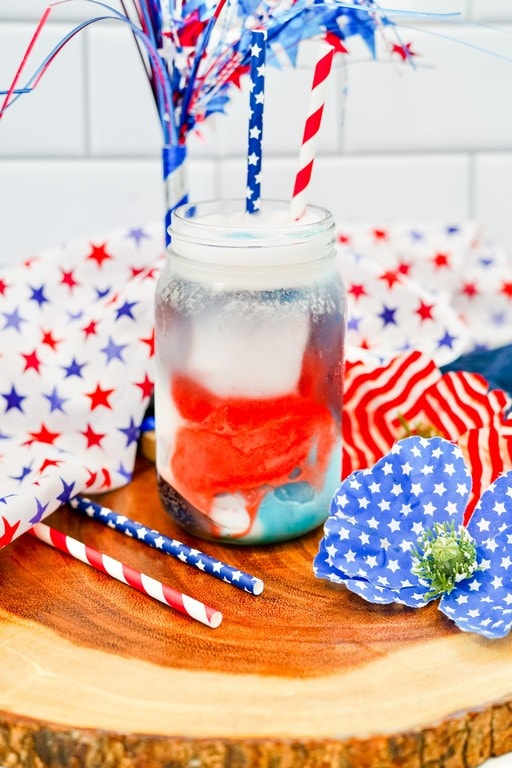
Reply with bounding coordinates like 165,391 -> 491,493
342,350 -> 440,475
458,425 -> 512,523
342,349 -> 512,523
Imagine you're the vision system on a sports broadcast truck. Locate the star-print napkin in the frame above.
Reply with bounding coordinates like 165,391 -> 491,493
338,221 -> 512,365
0,224 -> 163,547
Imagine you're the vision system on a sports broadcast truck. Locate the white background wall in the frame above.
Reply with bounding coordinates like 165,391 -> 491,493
0,0 -> 512,264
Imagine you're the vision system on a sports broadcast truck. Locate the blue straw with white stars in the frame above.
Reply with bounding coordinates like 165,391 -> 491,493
68,495 -> 264,596
246,29 -> 267,214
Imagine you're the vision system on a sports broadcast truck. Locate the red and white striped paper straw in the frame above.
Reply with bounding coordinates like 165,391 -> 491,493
29,522 -> 223,629
290,43 -> 335,220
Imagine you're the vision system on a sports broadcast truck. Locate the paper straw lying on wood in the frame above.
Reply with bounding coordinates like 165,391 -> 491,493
69,495 -> 265,596
29,522 -> 223,629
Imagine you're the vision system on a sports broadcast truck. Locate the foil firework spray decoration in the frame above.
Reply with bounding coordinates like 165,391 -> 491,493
0,0 -> 428,242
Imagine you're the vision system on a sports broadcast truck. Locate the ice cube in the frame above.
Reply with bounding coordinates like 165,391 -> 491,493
186,311 -> 309,397
209,492 -> 251,536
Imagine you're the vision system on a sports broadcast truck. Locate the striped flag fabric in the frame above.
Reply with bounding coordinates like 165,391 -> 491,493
342,349 -> 512,523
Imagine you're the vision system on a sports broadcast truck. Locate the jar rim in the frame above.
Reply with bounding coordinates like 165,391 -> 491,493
169,199 -> 334,242
166,199 -> 336,280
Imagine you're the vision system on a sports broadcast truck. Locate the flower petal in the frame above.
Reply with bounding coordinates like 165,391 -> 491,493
314,436 -> 471,606
440,472 -> 512,639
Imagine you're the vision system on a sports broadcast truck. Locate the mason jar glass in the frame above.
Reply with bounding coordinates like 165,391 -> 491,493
154,199 -> 346,544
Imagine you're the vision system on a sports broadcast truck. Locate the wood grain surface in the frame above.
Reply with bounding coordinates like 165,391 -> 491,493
0,454 -> 512,768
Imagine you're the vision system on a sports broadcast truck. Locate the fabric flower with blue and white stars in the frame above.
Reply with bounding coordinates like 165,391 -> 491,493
314,435 -> 512,639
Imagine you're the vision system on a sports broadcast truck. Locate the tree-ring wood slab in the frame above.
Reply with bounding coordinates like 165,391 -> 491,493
0,455 -> 512,768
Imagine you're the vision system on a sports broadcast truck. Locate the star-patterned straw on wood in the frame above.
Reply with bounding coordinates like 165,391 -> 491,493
69,495 -> 265,595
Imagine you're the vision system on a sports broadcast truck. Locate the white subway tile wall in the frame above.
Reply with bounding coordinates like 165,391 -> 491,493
0,0 -> 511,262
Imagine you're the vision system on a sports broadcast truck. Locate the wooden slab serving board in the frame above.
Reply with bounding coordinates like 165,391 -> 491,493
1,454 -> 512,768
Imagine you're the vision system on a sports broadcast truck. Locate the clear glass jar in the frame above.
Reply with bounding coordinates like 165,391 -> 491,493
154,200 -> 346,544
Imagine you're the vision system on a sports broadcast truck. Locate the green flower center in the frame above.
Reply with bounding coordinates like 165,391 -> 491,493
397,414 -> 442,439
411,521 -> 479,600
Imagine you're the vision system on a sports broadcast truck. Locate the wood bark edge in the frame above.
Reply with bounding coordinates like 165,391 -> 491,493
1,699 -> 512,768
